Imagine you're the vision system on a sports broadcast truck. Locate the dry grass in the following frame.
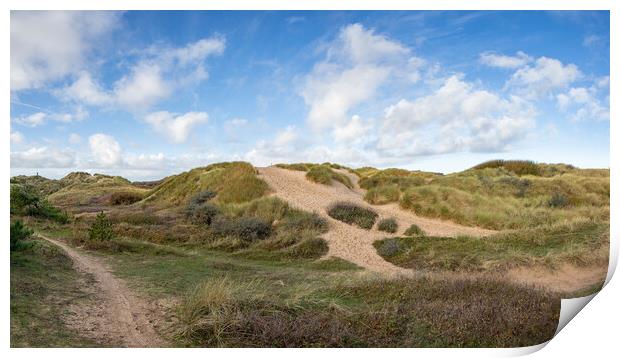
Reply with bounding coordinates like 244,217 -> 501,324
374,219 -> 609,271
143,162 -> 268,207
174,275 -> 559,347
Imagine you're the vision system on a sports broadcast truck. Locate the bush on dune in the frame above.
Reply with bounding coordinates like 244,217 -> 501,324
377,218 -> 398,233
328,202 -> 378,230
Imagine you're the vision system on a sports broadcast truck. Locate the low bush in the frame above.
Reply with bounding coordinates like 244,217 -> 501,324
404,224 -> 424,237
10,185 -> 69,223
211,216 -> 272,241
377,218 -> 398,233
10,221 -> 34,251
548,192 -> 569,208
327,202 -> 378,230
110,191 -> 143,205
88,212 -> 114,241
186,203 -> 220,226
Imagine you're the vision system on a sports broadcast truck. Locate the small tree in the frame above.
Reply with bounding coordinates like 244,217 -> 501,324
11,220 -> 33,251
89,212 -> 114,241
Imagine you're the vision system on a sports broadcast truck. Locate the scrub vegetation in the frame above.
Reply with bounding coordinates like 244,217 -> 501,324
10,160 -> 608,347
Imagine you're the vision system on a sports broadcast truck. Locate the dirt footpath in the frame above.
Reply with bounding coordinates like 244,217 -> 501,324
37,234 -> 167,347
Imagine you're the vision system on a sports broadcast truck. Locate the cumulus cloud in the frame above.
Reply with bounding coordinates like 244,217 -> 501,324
60,37 -> 225,111
301,23 -> 423,131
333,115 -> 371,142
378,75 -> 535,155
89,133 -> 122,167
506,57 -> 581,98
144,111 -> 209,143
556,85 -> 609,122
11,147 -> 76,168
244,126 -> 301,165
11,11 -> 119,91
479,51 -> 531,69
11,131 -> 24,145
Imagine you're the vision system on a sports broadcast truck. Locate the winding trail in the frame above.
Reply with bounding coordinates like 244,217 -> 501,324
37,234 -> 166,347
258,166 -> 494,274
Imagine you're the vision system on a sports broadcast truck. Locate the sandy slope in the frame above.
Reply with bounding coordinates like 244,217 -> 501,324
258,166 -> 494,274
37,234 -> 166,347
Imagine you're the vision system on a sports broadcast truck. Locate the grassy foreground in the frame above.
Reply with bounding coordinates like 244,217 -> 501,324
10,237 -> 99,347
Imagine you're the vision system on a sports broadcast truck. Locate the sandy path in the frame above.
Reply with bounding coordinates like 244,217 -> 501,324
258,167 -> 494,274
37,234 -> 166,347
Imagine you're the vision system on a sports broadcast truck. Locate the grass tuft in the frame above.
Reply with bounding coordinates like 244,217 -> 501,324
377,218 -> 398,233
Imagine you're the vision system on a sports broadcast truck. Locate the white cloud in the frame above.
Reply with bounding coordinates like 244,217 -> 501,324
89,133 -> 122,167
60,37 -> 225,111
333,115 -> 371,142
114,64 -> 171,110
11,131 -> 24,145
507,57 -> 581,98
68,133 -> 82,144
583,35 -> 601,47
11,11 -> 118,91
62,72 -> 112,106
13,112 -> 47,127
479,51 -> 531,69
224,118 -> 248,132
12,107 -> 88,127
11,147 -> 76,168
144,111 -> 209,143
302,65 -> 390,130
378,75 -> 535,155
244,126 -> 300,165
556,86 -> 609,122
123,153 -> 167,170
301,23 -> 423,131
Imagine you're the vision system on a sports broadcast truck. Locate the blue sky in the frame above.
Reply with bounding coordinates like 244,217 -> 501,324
10,10 -> 610,180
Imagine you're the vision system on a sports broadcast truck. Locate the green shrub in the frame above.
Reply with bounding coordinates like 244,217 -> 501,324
10,185 -> 68,223
189,190 -> 217,206
404,224 -> 424,237
364,185 -> 400,204
89,212 -> 114,241
110,191 -> 144,205
548,192 -> 569,208
187,203 -> 220,225
10,221 -> 34,251
375,238 -> 403,257
377,218 -> 398,233
211,216 -> 272,241
327,202 -> 378,230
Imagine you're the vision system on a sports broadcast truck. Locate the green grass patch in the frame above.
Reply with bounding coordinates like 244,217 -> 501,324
374,220 -> 609,271
364,184 -> 400,204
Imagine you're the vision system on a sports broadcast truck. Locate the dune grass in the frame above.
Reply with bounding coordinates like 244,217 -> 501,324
357,161 -> 609,230
364,184 -> 400,204
305,165 -> 353,189
143,162 -> 268,207
374,219 -> 609,271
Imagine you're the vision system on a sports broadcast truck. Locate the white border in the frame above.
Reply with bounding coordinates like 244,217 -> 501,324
3,1 -> 616,357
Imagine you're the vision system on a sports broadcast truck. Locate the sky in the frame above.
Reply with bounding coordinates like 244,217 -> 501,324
10,10 -> 610,180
